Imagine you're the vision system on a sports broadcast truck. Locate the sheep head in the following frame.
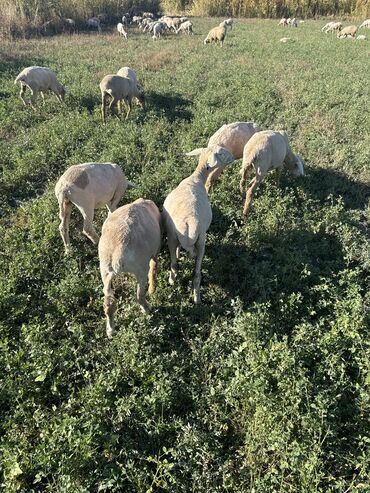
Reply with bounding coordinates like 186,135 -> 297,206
186,145 -> 234,171
289,154 -> 305,177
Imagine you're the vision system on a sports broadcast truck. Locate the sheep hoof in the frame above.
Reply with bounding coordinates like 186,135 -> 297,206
106,327 -> 115,338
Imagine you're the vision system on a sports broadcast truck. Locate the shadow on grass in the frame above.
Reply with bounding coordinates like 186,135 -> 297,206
146,90 -> 193,122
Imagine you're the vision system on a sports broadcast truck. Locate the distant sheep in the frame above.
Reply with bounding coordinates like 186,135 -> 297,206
219,18 -> 234,30
152,22 -> 165,40
359,19 -> 370,29
14,66 -> 66,109
186,122 -> 261,193
321,21 -> 334,32
240,130 -> 304,217
204,25 -> 227,46
100,74 -> 145,123
117,22 -> 128,39
325,22 -> 342,33
121,15 -> 129,27
356,34 -> 367,40
163,146 -> 234,304
99,198 -> 161,337
176,20 -> 193,35
55,162 -> 134,252
87,17 -> 102,33
279,18 -> 288,27
337,25 -> 357,38
280,37 -> 291,43
289,17 -> 298,27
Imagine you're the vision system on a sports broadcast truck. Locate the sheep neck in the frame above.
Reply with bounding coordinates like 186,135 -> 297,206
192,163 -> 211,184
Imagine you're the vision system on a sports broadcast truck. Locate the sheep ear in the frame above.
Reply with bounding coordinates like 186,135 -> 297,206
217,147 -> 234,165
185,148 -> 205,157
127,181 -> 135,189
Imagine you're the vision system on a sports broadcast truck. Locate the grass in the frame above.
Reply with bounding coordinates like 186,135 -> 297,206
0,18 -> 369,492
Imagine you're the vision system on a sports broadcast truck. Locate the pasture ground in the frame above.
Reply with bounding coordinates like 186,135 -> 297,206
0,18 -> 369,492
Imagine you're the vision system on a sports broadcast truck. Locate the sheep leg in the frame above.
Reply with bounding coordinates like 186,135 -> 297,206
137,274 -> 151,313
40,91 -> 45,106
205,166 -> 223,194
148,257 -> 157,295
239,164 -> 251,198
109,97 -> 120,119
124,98 -> 132,119
29,88 -> 39,110
275,167 -> 283,187
77,205 -> 99,245
193,236 -> 206,304
58,198 -> 72,253
167,231 -> 179,285
19,84 -> 27,106
243,176 -> 262,217
102,269 -> 116,337
101,93 -> 109,124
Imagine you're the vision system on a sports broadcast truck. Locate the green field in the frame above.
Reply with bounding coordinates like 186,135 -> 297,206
0,18 -> 369,492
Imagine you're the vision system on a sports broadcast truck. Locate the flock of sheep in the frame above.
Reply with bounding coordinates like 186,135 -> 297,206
14,11 -> 366,336
320,19 -> 369,39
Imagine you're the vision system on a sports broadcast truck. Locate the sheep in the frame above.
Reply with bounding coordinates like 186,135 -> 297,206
325,22 -> 342,33
180,16 -> 188,23
132,15 -> 143,25
176,20 -> 193,35
152,22 -> 165,40
55,162 -> 134,253
143,12 -> 155,19
186,122 -> 261,193
239,130 -> 304,217
337,25 -> 358,38
87,17 -> 102,33
117,66 -> 139,89
280,37 -> 292,43
61,17 -> 75,34
321,21 -> 334,32
14,66 -> 66,109
162,145 -> 234,304
219,18 -> 234,30
289,17 -> 298,27
121,15 -> 129,27
117,22 -> 128,39
356,34 -> 367,40
204,25 -> 227,46
279,18 -> 288,26
99,74 -> 145,123
359,19 -> 370,29
99,198 -> 161,337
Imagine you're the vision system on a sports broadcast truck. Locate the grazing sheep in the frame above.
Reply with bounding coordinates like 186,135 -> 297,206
322,21 -> 334,32
186,121 -> 261,193
99,198 -> 161,337
180,16 -> 188,23
14,66 -> 66,109
325,22 -> 342,33
337,25 -> 358,38
279,18 -> 288,26
176,20 -> 193,35
117,66 -> 139,88
61,17 -> 75,34
87,17 -> 102,33
152,22 -> 165,40
356,34 -> 367,40
55,162 -> 134,252
117,22 -> 128,39
204,25 -> 227,46
240,130 -> 304,217
219,18 -> 234,30
100,74 -> 145,123
289,17 -> 298,27
359,19 -> 370,29
121,15 -> 129,27
162,145 -> 234,304
132,15 -> 143,25
143,12 -> 155,19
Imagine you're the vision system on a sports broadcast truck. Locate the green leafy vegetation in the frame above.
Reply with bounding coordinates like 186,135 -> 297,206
0,19 -> 369,492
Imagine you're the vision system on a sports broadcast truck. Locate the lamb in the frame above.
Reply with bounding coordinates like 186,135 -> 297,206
186,121 -> 261,193
14,66 -> 66,109
176,20 -> 193,35
55,162 -> 134,252
99,198 -> 161,337
162,145 -> 234,304
99,74 -> 145,123
359,19 -> 370,29
337,25 -> 358,38
204,25 -> 227,46
219,18 -> 234,30
279,18 -> 288,26
117,22 -> 128,39
239,130 -> 304,217
87,17 -> 102,33
325,22 -> 342,33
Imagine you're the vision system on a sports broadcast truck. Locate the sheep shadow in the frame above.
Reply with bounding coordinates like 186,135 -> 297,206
146,91 -> 193,123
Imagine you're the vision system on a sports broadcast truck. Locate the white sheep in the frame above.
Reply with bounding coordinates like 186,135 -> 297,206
99,74 -> 145,123
356,34 -> 367,40
325,22 -> 342,33
14,66 -> 66,109
204,25 -> 227,46
55,162 -> 134,252
359,19 -> 370,29
117,66 -> 139,88
279,18 -> 288,26
99,198 -> 161,337
152,22 -> 165,40
176,20 -> 193,35
121,15 -> 129,27
289,17 -> 298,27
87,17 -> 102,33
117,22 -> 128,39
219,18 -> 234,30
186,121 -> 261,193
240,130 -> 304,217
321,21 -> 334,32
337,25 -> 358,38
162,145 -> 234,304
